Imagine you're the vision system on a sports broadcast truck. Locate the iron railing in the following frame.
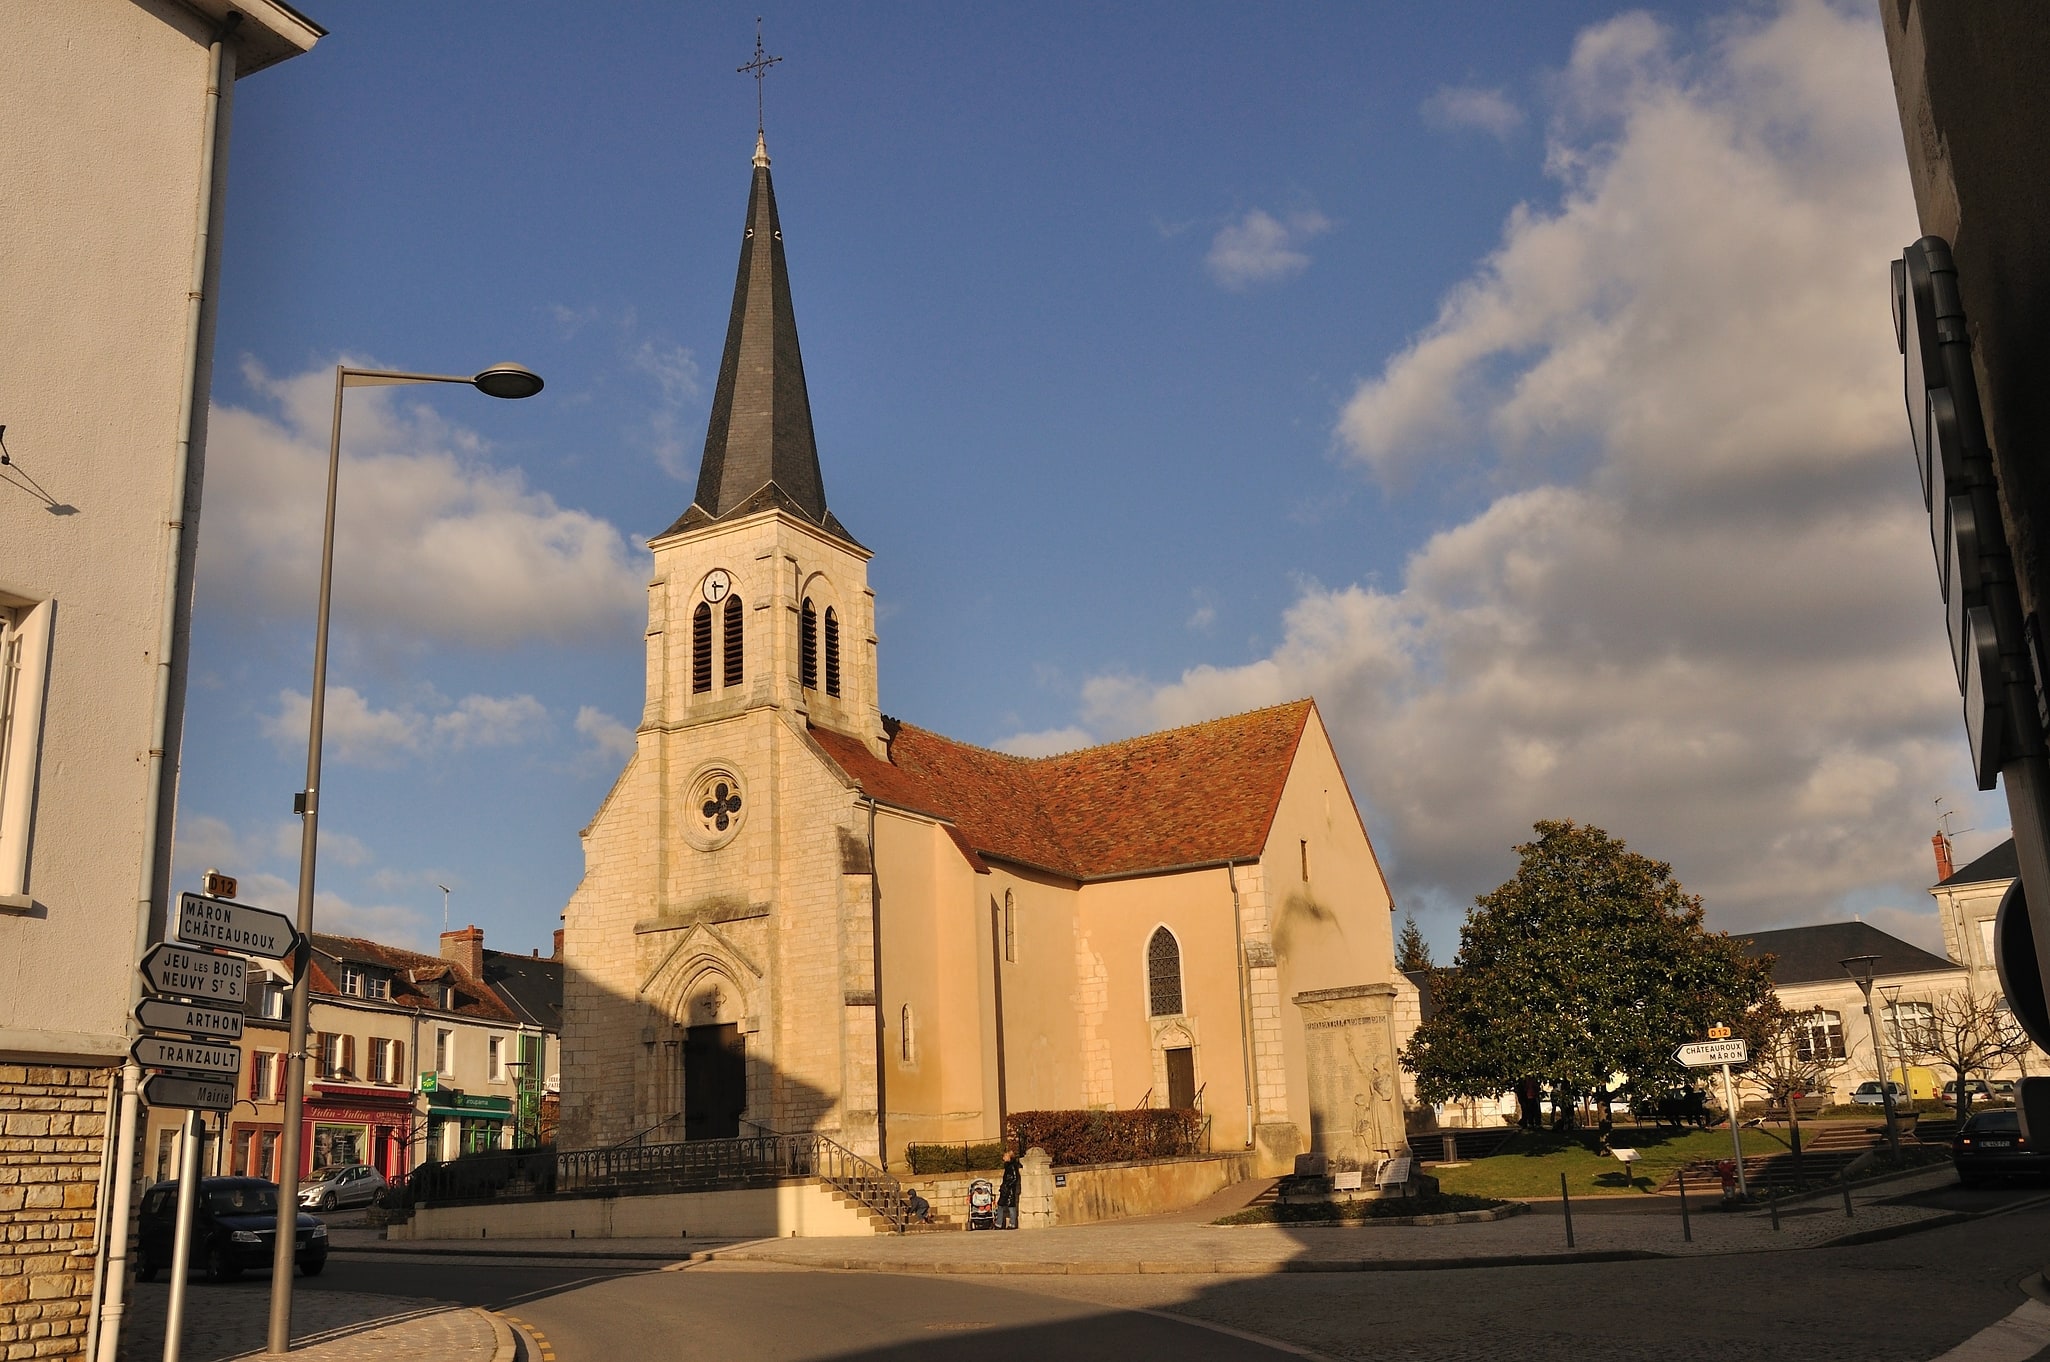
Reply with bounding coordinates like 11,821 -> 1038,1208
395,1126 -> 915,1232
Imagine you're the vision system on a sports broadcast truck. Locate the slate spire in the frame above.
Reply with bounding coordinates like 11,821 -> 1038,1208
663,135 -> 856,545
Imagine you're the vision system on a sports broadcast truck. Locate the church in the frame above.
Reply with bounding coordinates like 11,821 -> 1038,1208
557,131 -> 1405,1177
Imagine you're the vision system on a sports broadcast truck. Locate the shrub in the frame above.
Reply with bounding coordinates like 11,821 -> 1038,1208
1003,1108 -> 1204,1166
906,1141 -> 1006,1174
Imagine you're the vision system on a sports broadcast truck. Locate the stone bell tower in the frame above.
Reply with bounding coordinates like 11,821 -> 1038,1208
557,132 -> 888,1154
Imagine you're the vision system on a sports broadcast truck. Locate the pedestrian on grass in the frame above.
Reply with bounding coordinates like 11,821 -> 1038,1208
997,1145 -> 1022,1230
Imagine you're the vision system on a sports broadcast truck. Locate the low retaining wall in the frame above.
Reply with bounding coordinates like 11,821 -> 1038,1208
388,1177 -> 873,1241
904,1150 -> 1255,1228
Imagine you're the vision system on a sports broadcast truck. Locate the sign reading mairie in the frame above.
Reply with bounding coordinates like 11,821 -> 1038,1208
174,891 -> 296,960
139,942 -> 247,1004
141,1073 -> 234,1113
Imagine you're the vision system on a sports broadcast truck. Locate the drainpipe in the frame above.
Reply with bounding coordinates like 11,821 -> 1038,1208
988,896 -> 1008,1135
1227,861 -> 1254,1149
864,797 -> 887,1168
79,1070 -> 121,1362
99,21 -> 238,1362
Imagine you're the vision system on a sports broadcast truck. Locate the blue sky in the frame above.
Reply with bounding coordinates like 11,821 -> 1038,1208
174,1 -> 2006,962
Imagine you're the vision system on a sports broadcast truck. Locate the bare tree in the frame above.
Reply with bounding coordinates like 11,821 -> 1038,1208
1740,1001 -> 1841,1179
1895,985 -> 2029,1118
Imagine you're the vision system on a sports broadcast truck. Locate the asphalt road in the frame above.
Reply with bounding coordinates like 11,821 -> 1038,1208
286,1182 -> 2050,1362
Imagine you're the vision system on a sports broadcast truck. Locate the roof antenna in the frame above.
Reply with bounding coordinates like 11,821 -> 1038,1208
739,17 -> 782,165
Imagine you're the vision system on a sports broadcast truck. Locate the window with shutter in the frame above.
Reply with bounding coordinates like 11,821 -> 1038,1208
824,607 -> 840,697
341,1034 -> 356,1078
692,603 -> 713,694
723,596 -> 744,687
393,1039 -> 406,1085
800,599 -> 818,689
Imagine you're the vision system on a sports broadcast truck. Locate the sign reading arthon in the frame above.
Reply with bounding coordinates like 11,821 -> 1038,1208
1675,1039 -> 1749,1068
141,1073 -> 234,1113
134,998 -> 244,1041
139,942 -> 247,1004
131,1035 -> 240,1078
174,891 -> 296,961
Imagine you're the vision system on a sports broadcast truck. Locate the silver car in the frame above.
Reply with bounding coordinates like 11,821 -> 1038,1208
297,1162 -> 386,1211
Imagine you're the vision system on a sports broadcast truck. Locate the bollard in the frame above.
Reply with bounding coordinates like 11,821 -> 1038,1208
1678,1169 -> 1692,1242
1841,1174 -> 1854,1219
1560,1172 -> 1575,1248
1767,1185 -> 1779,1232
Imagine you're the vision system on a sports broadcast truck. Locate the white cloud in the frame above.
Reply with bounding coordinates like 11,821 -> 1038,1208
992,726 -> 1095,758
201,360 -> 647,647
1058,3 -> 1991,934
260,686 -> 548,766
574,705 -> 637,762
626,336 -> 704,479
1204,209 -> 1333,290
1421,85 -> 1526,139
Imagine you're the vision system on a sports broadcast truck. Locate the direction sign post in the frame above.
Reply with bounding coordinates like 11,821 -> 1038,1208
173,891 -> 297,961
140,942 -> 246,1005
134,998 -> 244,1043
131,1035 -> 240,1080
1677,1032 -> 1751,1200
139,1073 -> 234,1113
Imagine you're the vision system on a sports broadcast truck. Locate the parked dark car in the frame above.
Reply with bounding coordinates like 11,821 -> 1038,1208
136,1177 -> 328,1281
1952,1109 -> 2050,1185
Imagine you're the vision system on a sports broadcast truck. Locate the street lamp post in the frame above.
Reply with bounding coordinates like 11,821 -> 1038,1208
267,363 -> 542,1356
1840,954 -> 1902,1159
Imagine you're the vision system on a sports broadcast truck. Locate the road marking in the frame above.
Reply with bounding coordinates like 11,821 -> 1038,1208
1926,1297 -> 2050,1361
502,1312 -> 559,1362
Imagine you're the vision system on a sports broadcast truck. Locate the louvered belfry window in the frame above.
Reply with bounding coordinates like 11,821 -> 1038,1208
824,607 -> 841,697
723,595 -> 745,687
1147,927 -> 1183,1017
692,603 -> 713,694
800,598 -> 819,690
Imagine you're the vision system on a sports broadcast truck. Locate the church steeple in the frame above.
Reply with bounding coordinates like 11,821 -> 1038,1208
660,137 -> 857,547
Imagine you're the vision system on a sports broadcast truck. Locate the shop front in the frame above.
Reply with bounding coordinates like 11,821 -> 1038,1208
302,1083 -> 418,1180
422,1090 -> 513,1160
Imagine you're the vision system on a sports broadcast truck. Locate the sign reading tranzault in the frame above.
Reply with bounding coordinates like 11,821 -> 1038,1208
134,997 -> 244,1041
132,1035 -> 241,1078
173,891 -> 296,960
1675,1039 -> 1749,1067
139,942 -> 246,1003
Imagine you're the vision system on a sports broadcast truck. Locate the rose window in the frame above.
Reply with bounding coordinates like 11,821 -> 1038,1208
702,781 -> 742,832
686,768 -> 747,849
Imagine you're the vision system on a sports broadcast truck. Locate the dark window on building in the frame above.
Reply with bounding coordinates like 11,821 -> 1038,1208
692,603 -> 712,694
723,596 -> 744,688
800,598 -> 818,690
1147,927 -> 1183,1017
824,607 -> 841,697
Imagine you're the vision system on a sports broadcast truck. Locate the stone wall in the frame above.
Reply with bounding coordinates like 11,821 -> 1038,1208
0,1064 -> 110,1359
903,1150 -> 1254,1228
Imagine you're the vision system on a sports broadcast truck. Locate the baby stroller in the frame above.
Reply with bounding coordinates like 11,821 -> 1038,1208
966,1177 -> 996,1230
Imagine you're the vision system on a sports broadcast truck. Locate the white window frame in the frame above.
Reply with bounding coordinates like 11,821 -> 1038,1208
0,597 -> 54,907
435,1028 -> 454,1077
340,965 -> 364,997
489,1036 -> 504,1082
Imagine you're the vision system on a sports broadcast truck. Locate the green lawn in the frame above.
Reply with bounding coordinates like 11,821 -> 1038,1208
1430,1127 -> 1788,1199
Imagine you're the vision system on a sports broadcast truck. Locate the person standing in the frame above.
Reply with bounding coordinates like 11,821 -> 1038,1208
996,1145 -> 1023,1230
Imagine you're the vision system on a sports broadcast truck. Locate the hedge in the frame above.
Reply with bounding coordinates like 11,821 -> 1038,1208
1003,1108 -> 1204,1166
906,1141 -> 1007,1174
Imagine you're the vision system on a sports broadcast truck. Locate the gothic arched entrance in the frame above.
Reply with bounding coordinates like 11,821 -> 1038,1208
681,976 -> 746,1141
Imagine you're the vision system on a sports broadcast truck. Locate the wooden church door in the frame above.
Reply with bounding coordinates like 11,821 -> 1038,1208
683,1022 -> 746,1140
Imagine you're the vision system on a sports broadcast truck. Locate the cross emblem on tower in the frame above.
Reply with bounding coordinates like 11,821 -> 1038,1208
738,18 -> 782,135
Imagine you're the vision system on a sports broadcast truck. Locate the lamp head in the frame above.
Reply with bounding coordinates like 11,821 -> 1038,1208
1839,954 -> 1880,987
472,364 -> 545,400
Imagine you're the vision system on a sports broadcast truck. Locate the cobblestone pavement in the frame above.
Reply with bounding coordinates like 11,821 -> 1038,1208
116,1280 -> 508,1361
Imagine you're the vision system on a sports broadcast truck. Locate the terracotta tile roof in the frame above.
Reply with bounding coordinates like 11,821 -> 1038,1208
307,933 -> 518,1024
811,699 -> 1314,880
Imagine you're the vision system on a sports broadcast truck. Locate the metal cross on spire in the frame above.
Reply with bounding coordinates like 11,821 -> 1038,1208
738,17 -> 782,136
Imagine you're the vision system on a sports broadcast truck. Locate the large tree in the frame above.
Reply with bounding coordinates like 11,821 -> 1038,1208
1396,914 -> 1434,973
1896,984 -> 2030,1118
1400,820 -> 1776,1118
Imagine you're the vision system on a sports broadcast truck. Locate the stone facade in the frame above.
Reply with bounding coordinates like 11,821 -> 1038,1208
0,1065 -> 111,1358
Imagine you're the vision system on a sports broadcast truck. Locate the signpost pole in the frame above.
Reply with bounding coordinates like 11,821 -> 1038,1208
1718,1061 -> 1748,1199
162,1110 -> 203,1362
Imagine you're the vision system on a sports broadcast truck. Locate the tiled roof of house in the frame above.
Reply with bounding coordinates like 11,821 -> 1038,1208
482,949 -> 563,1032
810,699 -> 1315,880
308,933 -> 518,1024
1939,837 -> 2017,888
1735,921 -> 1962,986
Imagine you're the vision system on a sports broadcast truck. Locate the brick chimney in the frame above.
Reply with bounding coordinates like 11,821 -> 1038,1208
441,924 -> 485,981
552,928 -> 564,961
1932,830 -> 1955,882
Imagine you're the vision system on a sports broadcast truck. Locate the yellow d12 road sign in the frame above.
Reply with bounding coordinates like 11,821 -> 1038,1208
141,1073 -> 234,1113
1675,1039 -> 1749,1067
139,942 -> 246,1004
131,1035 -> 240,1078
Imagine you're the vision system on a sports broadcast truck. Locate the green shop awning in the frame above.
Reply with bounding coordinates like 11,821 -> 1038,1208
424,1093 -> 513,1119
